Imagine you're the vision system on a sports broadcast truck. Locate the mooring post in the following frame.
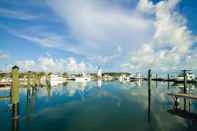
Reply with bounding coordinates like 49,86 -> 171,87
156,73 -> 158,88
11,65 -> 20,131
32,73 -> 37,87
27,71 -> 31,88
46,73 -> 51,87
148,69 -> 152,89
183,70 -> 187,94
168,74 -> 170,89
183,70 -> 187,111
11,65 -> 20,118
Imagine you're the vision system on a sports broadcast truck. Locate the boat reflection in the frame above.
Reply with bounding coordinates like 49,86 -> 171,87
97,80 -> 102,88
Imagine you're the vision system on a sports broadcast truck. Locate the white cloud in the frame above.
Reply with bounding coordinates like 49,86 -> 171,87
0,52 -> 8,60
125,0 -> 196,72
1,0 -> 197,72
14,56 -> 93,73
47,0 -> 155,68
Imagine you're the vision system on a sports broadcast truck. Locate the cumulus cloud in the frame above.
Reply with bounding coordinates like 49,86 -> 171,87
125,0 -> 197,72
1,0 -> 197,72
47,0 -> 155,69
14,56 -> 93,73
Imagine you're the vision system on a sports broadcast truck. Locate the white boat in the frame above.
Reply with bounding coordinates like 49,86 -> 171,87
103,74 -> 113,81
75,72 -> 91,82
175,70 -> 195,81
97,66 -> 102,79
119,74 -> 130,82
50,74 -> 64,86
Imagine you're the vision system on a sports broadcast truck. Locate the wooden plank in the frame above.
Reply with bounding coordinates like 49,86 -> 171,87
168,93 -> 197,100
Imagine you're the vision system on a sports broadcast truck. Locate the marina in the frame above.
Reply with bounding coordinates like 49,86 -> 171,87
0,67 -> 197,131
0,0 -> 197,130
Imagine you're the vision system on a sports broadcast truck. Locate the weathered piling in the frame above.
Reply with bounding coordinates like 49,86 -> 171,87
11,65 -> 20,119
183,70 -> 187,110
183,70 -> 187,93
168,74 -> 170,89
156,74 -> 158,88
27,71 -> 31,88
148,69 -> 152,89
11,65 -> 20,131
32,72 -> 38,87
46,73 -> 51,87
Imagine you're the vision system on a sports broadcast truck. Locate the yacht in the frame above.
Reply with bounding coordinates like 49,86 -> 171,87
97,66 -> 102,79
119,74 -> 130,82
75,72 -> 91,82
50,74 -> 64,86
175,70 -> 195,81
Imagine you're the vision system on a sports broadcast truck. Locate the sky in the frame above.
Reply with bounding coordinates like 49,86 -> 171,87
0,0 -> 197,73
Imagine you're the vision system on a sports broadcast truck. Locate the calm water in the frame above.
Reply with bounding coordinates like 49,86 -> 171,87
1,81 -> 197,131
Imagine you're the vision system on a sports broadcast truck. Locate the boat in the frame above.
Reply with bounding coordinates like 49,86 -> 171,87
175,70 -> 195,81
97,66 -> 102,79
75,72 -> 91,82
119,74 -> 130,82
50,74 -> 64,86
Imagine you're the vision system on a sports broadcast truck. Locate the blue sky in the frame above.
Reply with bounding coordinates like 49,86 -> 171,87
0,0 -> 197,73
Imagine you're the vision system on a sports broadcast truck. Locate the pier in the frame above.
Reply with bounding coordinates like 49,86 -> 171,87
168,93 -> 197,101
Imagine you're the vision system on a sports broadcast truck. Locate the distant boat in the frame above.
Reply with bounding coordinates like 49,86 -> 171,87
50,74 -> 64,86
103,74 -> 113,81
175,70 -> 195,81
75,72 -> 91,82
119,74 -> 130,82
97,66 -> 102,79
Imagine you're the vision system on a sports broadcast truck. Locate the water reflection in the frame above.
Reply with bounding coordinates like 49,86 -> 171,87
25,88 -> 31,125
1,81 -> 197,131
97,80 -> 102,88
147,81 -> 151,123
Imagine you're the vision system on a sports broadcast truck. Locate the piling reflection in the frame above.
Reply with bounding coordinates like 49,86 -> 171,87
31,88 -> 37,112
12,103 -> 19,131
25,88 -> 31,125
147,69 -> 152,123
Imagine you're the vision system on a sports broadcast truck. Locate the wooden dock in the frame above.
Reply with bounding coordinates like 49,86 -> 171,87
168,93 -> 197,100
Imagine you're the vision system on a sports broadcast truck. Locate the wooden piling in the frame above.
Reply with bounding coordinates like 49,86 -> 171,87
183,70 -> 187,93
156,74 -> 158,88
11,65 -> 20,120
168,74 -> 170,89
148,69 -> 152,89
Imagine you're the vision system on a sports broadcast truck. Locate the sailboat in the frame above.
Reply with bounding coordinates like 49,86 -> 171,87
75,72 -> 91,82
97,66 -> 102,79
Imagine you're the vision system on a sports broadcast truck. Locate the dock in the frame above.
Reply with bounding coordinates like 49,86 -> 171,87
168,93 -> 197,100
